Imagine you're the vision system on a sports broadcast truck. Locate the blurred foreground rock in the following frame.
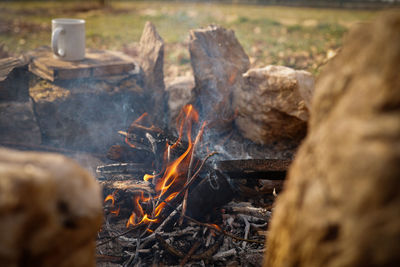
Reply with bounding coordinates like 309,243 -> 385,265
234,65 -> 314,144
265,12 -> 400,267
189,25 -> 250,132
0,148 -> 102,267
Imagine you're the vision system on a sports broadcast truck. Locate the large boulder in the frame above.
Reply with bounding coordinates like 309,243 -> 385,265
189,25 -> 250,132
234,65 -> 314,144
265,12 -> 400,267
30,75 -> 146,153
0,148 -> 103,267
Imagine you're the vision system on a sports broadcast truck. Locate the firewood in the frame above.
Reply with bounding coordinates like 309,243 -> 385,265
216,159 -> 290,180
96,163 -> 153,176
186,170 -> 235,221
224,202 -> 270,221
180,240 -> 202,265
107,145 -> 154,163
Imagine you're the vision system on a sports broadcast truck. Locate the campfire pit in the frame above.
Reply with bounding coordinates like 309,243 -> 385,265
95,101 -> 290,266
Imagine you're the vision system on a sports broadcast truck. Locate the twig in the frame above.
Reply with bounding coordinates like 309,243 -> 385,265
128,123 -> 163,133
180,122 -> 206,225
164,201 -> 264,245
222,230 -> 264,244
123,238 -> 141,267
156,233 -> 224,261
179,151 -> 218,196
135,205 -> 182,249
180,240 -> 202,266
191,235 -> 224,260
212,248 -> 236,261
96,225 -> 142,247
240,215 -> 250,249
155,233 -> 184,258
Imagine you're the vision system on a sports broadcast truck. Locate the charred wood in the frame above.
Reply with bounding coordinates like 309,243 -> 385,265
107,145 -> 154,163
217,158 -> 291,180
186,170 -> 235,221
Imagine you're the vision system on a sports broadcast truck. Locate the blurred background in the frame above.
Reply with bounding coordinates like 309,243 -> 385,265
0,0 -> 398,77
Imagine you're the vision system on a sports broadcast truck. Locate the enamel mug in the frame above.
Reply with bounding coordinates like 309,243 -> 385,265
51,18 -> 85,61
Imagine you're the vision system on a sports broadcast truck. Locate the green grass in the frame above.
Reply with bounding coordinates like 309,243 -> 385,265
0,1 -> 379,75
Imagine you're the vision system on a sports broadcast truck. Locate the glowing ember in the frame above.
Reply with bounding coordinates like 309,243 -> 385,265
206,223 -> 222,232
110,206 -> 120,216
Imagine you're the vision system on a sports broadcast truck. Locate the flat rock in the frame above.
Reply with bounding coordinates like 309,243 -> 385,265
0,148 -> 102,267
189,25 -> 250,132
265,12 -> 400,267
29,74 -> 146,153
139,21 -> 167,127
0,100 -> 41,145
234,65 -> 314,144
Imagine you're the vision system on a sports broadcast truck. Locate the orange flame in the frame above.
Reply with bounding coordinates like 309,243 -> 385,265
121,105 -> 208,229
110,206 -> 120,216
104,190 -> 118,206
207,223 -> 221,231
143,174 -> 155,181
126,212 -> 136,228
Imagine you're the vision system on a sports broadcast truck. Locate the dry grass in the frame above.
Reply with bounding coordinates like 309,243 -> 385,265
0,1 -> 379,75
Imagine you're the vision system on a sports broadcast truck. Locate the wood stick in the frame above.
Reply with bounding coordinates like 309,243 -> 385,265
128,123 -> 163,133
212,248 -> 236,261
155,233 -> 185,258
164,201 -> 264,245
191,235 -> 224,260
96,224 -> 142,247
180,240 -> 202,266
240,215 -> 251,249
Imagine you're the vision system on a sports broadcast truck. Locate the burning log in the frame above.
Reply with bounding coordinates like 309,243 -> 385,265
186,170 -> 235,221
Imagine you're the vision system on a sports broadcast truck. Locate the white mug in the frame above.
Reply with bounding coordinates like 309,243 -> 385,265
51,18 -> 85,61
